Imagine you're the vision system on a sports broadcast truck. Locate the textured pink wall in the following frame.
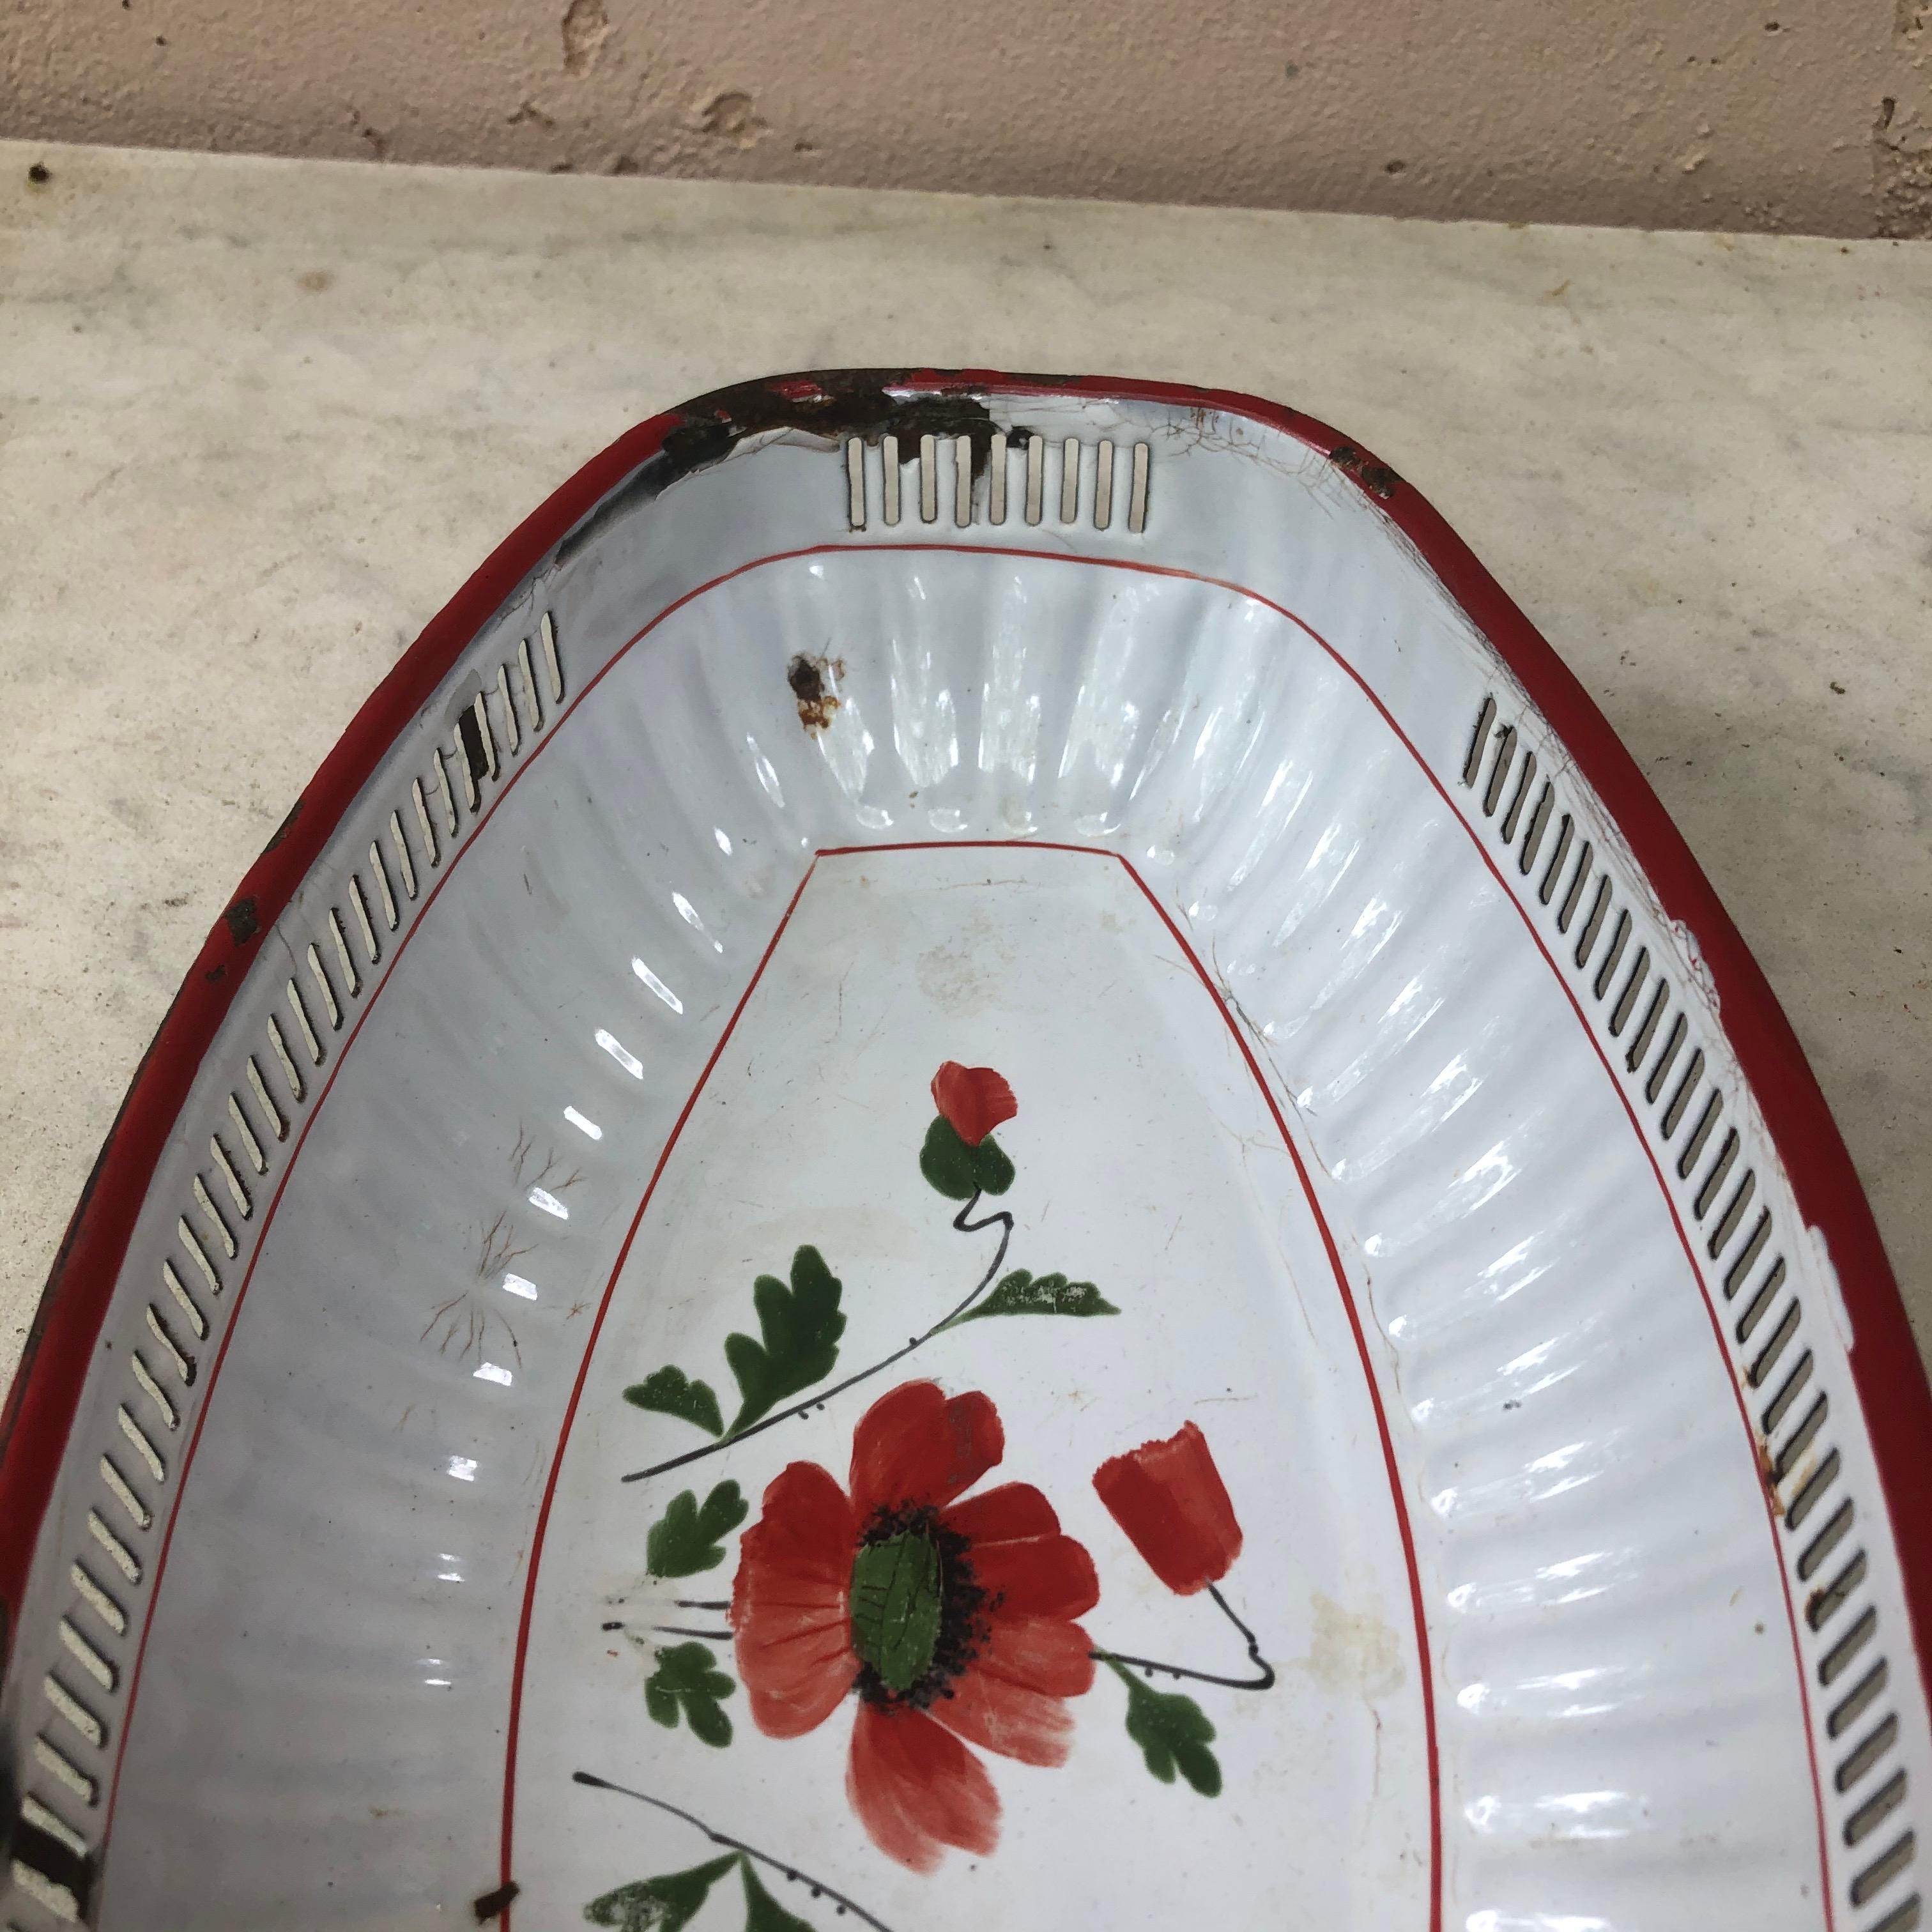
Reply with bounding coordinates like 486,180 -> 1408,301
3,0 -> 1928,235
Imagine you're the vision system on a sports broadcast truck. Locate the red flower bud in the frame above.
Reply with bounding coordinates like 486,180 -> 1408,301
1091,1420 -> 1243,1596
930,1062 -> 1016,1148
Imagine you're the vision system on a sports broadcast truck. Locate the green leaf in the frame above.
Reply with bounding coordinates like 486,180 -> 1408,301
956,1268 -> 1118,1323
646,1481 -> 749,1579
623,1365 -> 723,1438
740,1860 -> 816,1931
1108,1659 -> 1222,1797
919,1117 -> 1014,1200
643,1642 -> 735,1749
722,1246 -> 846,1436
584,1854 -> 739,1931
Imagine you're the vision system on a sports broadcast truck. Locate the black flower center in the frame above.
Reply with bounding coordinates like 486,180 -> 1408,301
849,1505 -> 989,1709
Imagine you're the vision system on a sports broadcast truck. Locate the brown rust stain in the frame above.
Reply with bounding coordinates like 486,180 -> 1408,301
472,1880 -> 521,1922
1327,441 -> 1402,500
788,652 -> 844,733
222,896 -> 260,946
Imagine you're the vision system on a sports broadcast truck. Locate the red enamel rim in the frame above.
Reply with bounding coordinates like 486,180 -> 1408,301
3,371 -> 1926,1788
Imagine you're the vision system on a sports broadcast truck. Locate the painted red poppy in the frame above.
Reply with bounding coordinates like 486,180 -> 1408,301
732,1379 -> 1098,1872
930,1062 -> 1017,1148
1091,1420 -> 1243,1597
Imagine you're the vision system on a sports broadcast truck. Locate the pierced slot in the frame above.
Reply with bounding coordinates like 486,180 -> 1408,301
988,431 -> 1008,523
1556,837 -> 1594,930
472,689 -> 498,779
163,1257 -> 208,1337
33,1733 -> 96,1804
1094,439 -> 1115,530
117,1405 -> 165,1482
129,1351 -> 176,1430
1830,1659 -> 1889,1737
1572,877 -> 1610,967
1607,945 -> 1648,1033
1519,781 -> 1554,874
845,436 -> 865,530
954,435 -> 972,528
1623,977 -> 1667,1070
1850,1830 -> 1915,1906
144,1303 -> 195,1383
1128,441 -> 1150,532
1848,1772 -> 1908,1846
328,907 -> 360,995
349,874 -> 380,963
519,634 -> 544,730
100,1454 -> 151,1531
1499,750 -> 1537,842
540,611 -> 563,702
496,663 -> 522,753
1482,726 -> 1518,815
1059,437 -> 1080,523
1707,1169 -> 1756,1257
226,1092 -> 267,1173
1807,1548 -> 1867,1631
1770,1392 -> 1827,1481
1645,1013 -> 1687,1101
390,809 -> 420,898
882,433 -> 901,525
432,748 -> 459,834
918,433 -> 937,523
1694,1128 -> 1740,1216
1539,814 -> 1574,905
70,1561 -> 126,1636
1722,1211 -> 1772,1297
58,1618 -> 115,1690
1837,1709 -> 1897,1787
1463,695 -> 1496,786
1677,1089 -> 1722,1179
1591,910 -> 1630,1000
44,1675 -> 105,1749
1662,1046 -> 1705,1135
411,778 -> 440,866
1785,1448 -> 1841,1531
88,1509 -> 141,1584
264,1015 -> 305,1103
369,840 -> 400,929
210,1135 -> 251,1216
1761,1349 -> 1813,1435
287,976 -> 325,1062
1800,1500 -> 1854,1584
192,1175 -> 236,1258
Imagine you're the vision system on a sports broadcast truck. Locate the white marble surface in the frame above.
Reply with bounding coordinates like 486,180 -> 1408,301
1,138 -> 1928,1388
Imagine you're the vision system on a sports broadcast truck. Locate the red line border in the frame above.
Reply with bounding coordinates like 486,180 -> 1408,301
1,369 -> 1911,1918
497,838 -> 1446,1932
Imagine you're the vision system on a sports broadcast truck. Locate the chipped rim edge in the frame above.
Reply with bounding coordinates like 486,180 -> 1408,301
1,365 -> 1925,1711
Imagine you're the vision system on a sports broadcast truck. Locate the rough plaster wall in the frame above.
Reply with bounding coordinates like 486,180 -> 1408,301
1,0 -> 1929,238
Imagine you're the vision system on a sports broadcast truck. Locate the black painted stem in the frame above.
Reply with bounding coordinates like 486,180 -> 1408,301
1092,1583 -> 1276,1691
622,1193 -> 1012,1484
573,1771 -> 898,1932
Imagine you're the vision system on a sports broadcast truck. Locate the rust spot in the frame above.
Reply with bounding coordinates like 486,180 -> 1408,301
1328,441 -> 1401,501
788,652 -> 844,733
203,963 -> 227,983
472,1880 -> 520,1922
223,898 -> 260,946
558,370 -> 1020,567
261,796 -> 303,853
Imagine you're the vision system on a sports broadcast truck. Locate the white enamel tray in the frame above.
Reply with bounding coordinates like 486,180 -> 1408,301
3,372 -> 1928,1932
